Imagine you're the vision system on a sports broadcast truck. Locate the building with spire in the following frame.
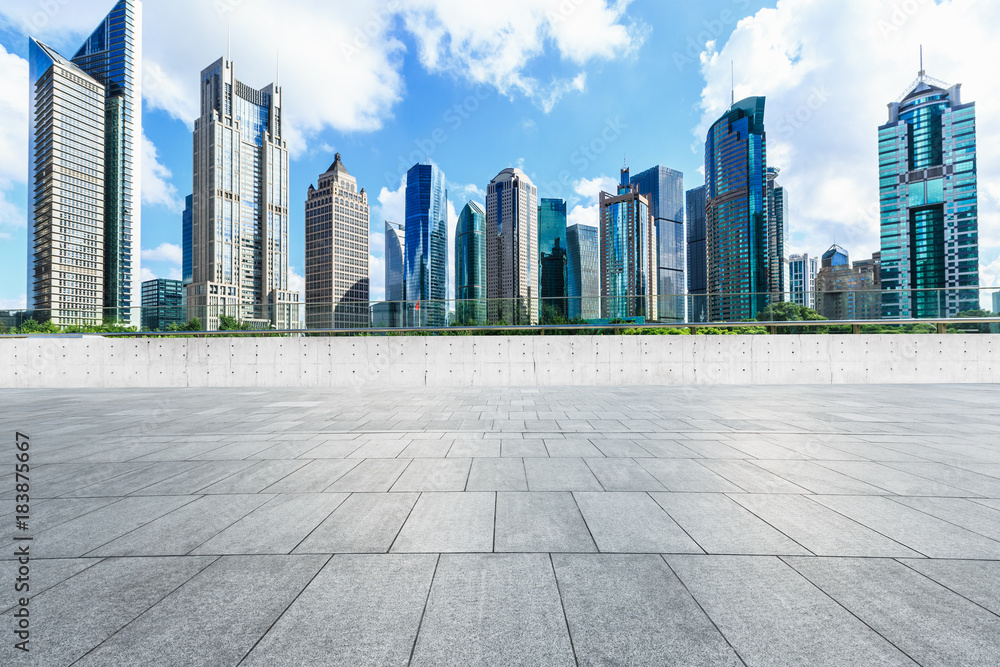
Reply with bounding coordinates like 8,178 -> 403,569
879,58 -> 979,318
599,167 -> 657,321
305,153 -> 370,330
486,168 -> 538,325
27,0 -> 142,326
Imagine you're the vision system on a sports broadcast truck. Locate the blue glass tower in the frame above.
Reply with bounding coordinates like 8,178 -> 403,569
182,194 -> 193,285
385,220 -> 405,302
567,224 -> 600,321
539,198 -> 568,320
455,202 -> 486,325
631,166 -> 686,322
404,163 -> 448,326
705,96 -> 770,321
879,68 -> 979,318
599,168 -> 657,320
686,185 -> 708,322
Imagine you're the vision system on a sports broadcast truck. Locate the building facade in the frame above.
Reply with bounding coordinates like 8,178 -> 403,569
631,165 -> 686,322
455,201 -> 486,325
686,185 -> 708,322
182,194 -> 193,286
141,278 -> 184,331
788,253 -> 818,309
765,167 -> 787,299
567,224 -> 600,321
705,96 -> 771,322
539,198 -> 568,321
816,245 -> 881,321
486,168 -> 538,325
879,69 -> 979,318
385,221 -> 405,302
993,291 -> 1000,315
404,163 -> 448,327
305,154 -> 369,330
599,168 -> 657,321
187,57 -> 295,330
27,0 -> 142,326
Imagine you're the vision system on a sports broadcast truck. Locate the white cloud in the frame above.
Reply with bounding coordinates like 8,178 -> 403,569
141,133 -> 183,212
697,0 -> 1000,270
375,176 -> 408,229
0,294 -> 26,310
573,175 -> 617,201
566,174 -> 615,228
369,253 -> 386,302
0,44 -> 28,239
141,242 -> 183,265
568,203 -> 599,229
139,266 -> 157,283
289,267 -> 305,298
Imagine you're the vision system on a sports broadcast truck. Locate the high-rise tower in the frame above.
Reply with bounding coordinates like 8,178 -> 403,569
599,167 -> 657,321
686,185 -> 708,322
455,201 -> 486,325
486,168 -> 538,325
631,166 -> 685,322
404,163 -> 449,327
539,198 -> 568,321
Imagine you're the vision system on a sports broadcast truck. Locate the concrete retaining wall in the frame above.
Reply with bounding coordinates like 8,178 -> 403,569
1,335 -> 998,388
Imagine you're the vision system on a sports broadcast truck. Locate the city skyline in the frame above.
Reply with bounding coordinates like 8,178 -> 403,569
1,0 -> 998,311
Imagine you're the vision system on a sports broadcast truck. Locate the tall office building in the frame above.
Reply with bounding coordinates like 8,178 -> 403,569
141,278 -> 184,331
404,162 -> 449,327
705,96 -> 772,321
455,201 -> 486,325
788,253 -> 818,309
765,167 -> 787,299
599,167 -> 657,321
816,245 -> 881,321
686,185 -> 708,322
182,195 -> 193,285
631,166 -> 686,322
822,244 -> 850,269
567,224 -> 600,321
879,66 -> 979,318
486,168 -> 538,325
27,0 -> 142,325
539,198 -> 568,320
305,154 -> 370,330
385,220 -> 405,302
187,56 -> 295,330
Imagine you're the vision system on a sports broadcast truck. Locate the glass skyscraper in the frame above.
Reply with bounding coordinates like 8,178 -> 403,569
567,224 -> 600,321
686,185 -> 708,322
182,194 -> 193,285
486,168 -> 539,325
788,254 -> 818,309
188,56 -> 295,330
455,201 -> 486,325
765,167 -> 786,298
879,68 -> 979,318
599,168 -> 657,321
27,0 -> 141,325
539,198 -> 568,320
631,166 -> 686,322
385,220 -> 405,302
404,162 -> 449,327
141,278 -> 184,331
705,96 -> 770,322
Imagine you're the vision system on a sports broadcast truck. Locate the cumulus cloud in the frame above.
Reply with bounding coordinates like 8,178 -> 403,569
141,133 -> 183,212
566,174 -> 616,228
0,295 -> 26,310
288,267 -> 305,298
696,0 -> 1000,273
141,243 -> 183,265
0,44 -> 27,238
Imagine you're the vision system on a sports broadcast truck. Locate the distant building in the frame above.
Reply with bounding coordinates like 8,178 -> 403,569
879,67 -> 979,318
599,167 -> 657,321
455,202 -> 486,325
539,198 -> 568,321
375,220 -> 406,328
631,166 -> 686,322
686,185 -> 708,322
404,163 -> 449,327
993,290 -> 1000,315
788,254 -> 818,309
816,246 -> 881,321
182,195 -> 193,286
567,224 -> 600,321
486,168 -> 538,325
766,167 -> 787,299
141,279 -> 184,331
822,244 -> 850,269
305,153 -> 370,330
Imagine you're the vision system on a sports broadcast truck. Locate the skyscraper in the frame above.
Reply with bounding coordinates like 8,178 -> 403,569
705,96 -> 770,322
788,254 -> 818,309
879,65 -> 978,318
305,154 -> 370,330
385,220 -> 405,302
141,278 -> 184,331
486,168 -> 538,325
599,167 -> 657,321
686,185 -> 708,322
27,0 -> 142,325
567,224 -> 600,321
404,163 -> 448,327
816,245 -> 881,321
182,194 -> 193,286
539,198 -> 568,321
631,166 -> 686,322
187,56 -> 295,330
455,201 -> 486,325
766,167 -> 787,298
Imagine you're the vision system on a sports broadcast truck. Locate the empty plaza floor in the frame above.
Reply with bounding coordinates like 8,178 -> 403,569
2,384 -> 1000,666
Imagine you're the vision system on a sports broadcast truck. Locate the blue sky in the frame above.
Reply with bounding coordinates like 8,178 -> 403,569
1,0 -> 997,306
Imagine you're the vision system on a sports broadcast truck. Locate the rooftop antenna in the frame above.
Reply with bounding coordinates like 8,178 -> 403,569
919,44 -> 924,77
227,21 -> 231,62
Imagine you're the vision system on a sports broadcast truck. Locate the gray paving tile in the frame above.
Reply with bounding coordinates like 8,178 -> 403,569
198,459 -> 309,494
399,439 -> 454,458
788,557 -> 1000,667
295,493 -> 419,553
325,458 -> 410,492
495,492 -> 596,553
818,461 -> 975,497
391,458 -> 472,492
890,496 -> 1000,542
637,458 -> 743,492
192,494 -> 349,555
136,460 -> 256,495
524,458 -> 603,491
730,494 -> 921,557
667,555 -> 916,667
589,438 -> 653,457
466,458 -> 528,491
574,492 -> 702,554
411,554 -> 575,666
553,554 -> 742,666
0,557 -> 102,615
698,459 -> 813,493
545,439 -> 605,457
61,461 -> 203,498
901,559 -> 1000,616
882,461 -> 1000,497
584,458 -> 666,491
261,459 -> 360,493
501,439 -> 550,458
75,555 -> 327,667
391,492 -> 495,553
632,439 -> 702,458
447,440 -> 501,457
651,492 -> 809,555
347,438 -> 412,458
751,459 -> 893,495
240,554 -> 437,667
